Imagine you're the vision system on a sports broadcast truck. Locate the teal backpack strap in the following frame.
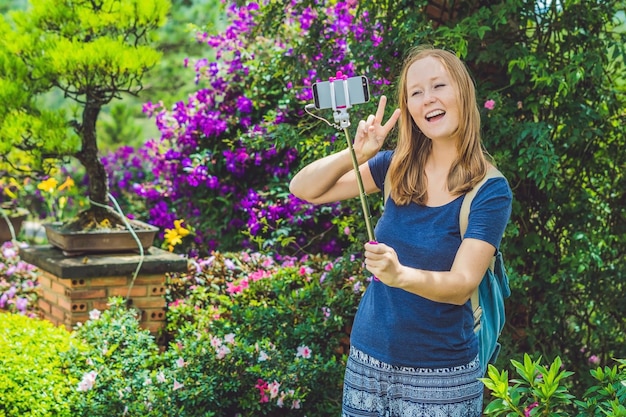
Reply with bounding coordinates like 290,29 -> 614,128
459,167 -> 504,330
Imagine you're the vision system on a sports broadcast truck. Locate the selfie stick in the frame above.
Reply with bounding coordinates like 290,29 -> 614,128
329,72 -> 375,242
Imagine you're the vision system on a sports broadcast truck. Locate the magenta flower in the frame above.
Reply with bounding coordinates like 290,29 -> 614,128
255,378 -> 269,403
524,402 -> 539,416
484,99 -> 496,110
588,355 -> 600,365
236,95 -> 253,114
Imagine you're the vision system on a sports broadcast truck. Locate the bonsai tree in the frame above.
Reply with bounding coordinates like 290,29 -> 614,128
0,0 -> 170,229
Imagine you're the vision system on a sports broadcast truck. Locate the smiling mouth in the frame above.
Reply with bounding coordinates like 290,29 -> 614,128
426,110 -> 445,121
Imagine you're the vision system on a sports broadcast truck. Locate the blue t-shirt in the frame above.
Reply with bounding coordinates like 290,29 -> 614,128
350,150 -> 513,368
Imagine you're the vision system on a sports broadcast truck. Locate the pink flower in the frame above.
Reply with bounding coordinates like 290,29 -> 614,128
484,99 -> 496,110
255,379 -> 270,403
168,299 -> 183,308
210,336 -> 222,348
176,357 -> 185,368
88,309 -> 101,320
226,281 -> 243,295
77,371 -> 97,392
240,278 -> 249,290
299,266 -> 313,276
173,379 -> 184,391
296,345 -> 311,359
224,333 -> 236,344
588,355 -> 600,365
249,270 -> 268,281
268,381 -> 280,399
524,402 -> 539,417
216,345 -> 231,359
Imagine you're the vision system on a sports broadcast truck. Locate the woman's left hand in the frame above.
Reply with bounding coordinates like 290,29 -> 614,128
363,241 -> 403,286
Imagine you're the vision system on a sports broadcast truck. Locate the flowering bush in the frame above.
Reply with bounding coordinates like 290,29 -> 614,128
36,175 -> 87,222
161,250 -> 368,416
60,250 -> 368,416
0,241 -> 39,316
103,0 -> 405,257
0,170 -> 87,225
61,298 -> 167,416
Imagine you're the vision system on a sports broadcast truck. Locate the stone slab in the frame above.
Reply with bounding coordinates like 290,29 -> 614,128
19,245 -> 188,279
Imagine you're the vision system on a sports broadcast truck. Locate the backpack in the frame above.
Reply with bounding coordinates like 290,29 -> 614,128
384,167 -> 510,377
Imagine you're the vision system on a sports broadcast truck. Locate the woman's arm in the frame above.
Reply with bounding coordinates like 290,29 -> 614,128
363,238 -> 495,305
289,149 -> 377,205
289,96 -> 400,205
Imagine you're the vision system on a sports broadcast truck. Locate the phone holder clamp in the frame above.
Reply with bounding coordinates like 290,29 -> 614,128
329,71 -> 352,128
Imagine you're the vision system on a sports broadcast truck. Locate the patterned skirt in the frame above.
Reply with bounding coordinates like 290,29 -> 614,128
342,347 -> 484,417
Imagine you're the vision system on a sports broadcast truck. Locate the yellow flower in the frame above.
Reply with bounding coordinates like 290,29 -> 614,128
164,228 -> 183,251
38,178 -> 59,193
3,177 -> 20,200
174,219 -> 190,237
58,176 -> 75,192
164,229 -> 183,245
99,218 -> 111,228
3,187 -> 17,200
163,219 -> 192,252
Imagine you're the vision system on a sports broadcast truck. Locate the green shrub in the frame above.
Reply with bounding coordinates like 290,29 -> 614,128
483,354 -> 626,416
60,298 -> 167,417
0,313 -> 77,417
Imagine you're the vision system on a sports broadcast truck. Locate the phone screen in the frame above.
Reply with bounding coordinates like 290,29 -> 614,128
312,76 -> 370,110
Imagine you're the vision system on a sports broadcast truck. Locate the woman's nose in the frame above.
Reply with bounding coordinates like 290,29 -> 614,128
423,89 -> 436,104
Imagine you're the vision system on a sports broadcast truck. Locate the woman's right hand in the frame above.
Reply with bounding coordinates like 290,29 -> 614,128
354,95 -> 401,162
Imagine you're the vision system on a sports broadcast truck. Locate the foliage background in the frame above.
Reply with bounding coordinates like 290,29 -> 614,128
105,0 -> 626,392
1,0 -> 626,411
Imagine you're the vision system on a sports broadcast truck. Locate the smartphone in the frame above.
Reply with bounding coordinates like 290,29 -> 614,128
312,76 -> 370,110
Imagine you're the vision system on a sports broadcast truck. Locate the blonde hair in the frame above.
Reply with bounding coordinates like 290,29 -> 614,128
389,45 -> 488,206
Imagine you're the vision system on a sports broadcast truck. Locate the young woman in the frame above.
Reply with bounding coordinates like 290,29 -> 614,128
289,46 -> 512,416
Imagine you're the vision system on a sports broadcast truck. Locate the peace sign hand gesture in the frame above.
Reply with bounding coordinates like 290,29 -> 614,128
353,95 -> 401,163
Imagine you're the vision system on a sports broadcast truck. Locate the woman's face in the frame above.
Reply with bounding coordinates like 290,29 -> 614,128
405,56 -> 460,143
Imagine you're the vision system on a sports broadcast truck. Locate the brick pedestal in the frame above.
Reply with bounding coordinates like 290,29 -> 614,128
19,245 -> 187,334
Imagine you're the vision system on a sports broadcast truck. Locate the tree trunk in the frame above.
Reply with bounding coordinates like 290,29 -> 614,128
76,101 -> 110,217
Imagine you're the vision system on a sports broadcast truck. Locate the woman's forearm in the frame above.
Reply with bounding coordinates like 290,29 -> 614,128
289,148 -> 358,204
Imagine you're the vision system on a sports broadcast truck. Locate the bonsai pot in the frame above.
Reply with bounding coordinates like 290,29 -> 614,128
44,220 -> 159,256
0,207 -> 29,242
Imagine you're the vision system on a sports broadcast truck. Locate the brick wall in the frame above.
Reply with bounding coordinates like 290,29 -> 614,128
20,245 -> 188,335
37,270 -> 168,333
